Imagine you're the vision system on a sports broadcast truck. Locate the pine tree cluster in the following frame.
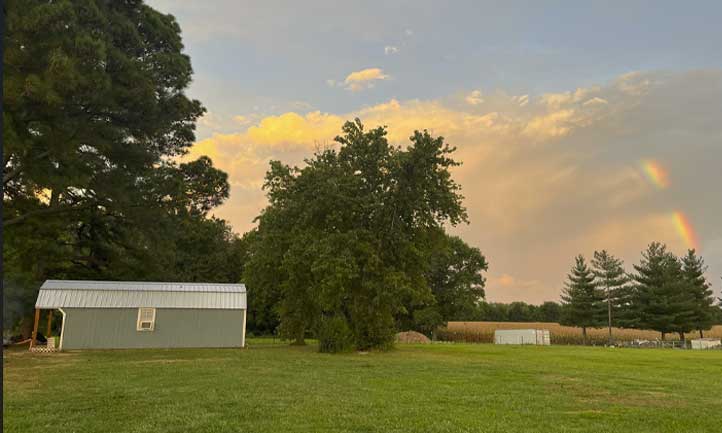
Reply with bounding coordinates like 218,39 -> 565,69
561,243 -> 717,343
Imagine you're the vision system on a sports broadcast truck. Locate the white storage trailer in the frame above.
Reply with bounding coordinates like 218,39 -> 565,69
690,338 -> 721,350
494,329 -> 550,345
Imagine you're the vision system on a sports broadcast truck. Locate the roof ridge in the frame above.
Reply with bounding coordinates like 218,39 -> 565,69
40,280 -> 247,293
43,279 -> 245,285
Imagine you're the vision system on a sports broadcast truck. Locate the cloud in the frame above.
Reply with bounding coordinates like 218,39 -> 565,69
486,274 -> 545,303
343,68 -> 389,91
244,112 -> 344,149
515,94 -> 529,107
197,111 -> 223,129
583,97 -> 608,107
465,89 -> 483,105
384,46 -> 399,55
189,70 -> 722,304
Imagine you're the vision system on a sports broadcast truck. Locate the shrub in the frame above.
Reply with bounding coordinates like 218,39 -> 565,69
316,316 -> 354,353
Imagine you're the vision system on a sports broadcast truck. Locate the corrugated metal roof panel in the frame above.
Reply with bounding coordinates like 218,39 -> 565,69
35,280 -> 246,309
40,280 -> 246,293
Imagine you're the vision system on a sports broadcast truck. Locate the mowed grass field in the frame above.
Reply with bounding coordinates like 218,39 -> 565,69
443,322 -> 722,345
4,340 -> 722,433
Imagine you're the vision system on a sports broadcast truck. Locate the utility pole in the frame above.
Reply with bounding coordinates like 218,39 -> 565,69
607,284 -> 612,346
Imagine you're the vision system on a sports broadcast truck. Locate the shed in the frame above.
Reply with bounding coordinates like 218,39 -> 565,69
32,280 -> 247,350
494,329 -> 550,345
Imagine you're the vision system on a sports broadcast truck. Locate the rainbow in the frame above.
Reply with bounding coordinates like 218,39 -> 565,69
641,160 -> 669,189
673,211 -> 699,251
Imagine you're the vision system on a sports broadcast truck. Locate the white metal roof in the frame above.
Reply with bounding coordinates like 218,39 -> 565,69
35,280 -> 246,310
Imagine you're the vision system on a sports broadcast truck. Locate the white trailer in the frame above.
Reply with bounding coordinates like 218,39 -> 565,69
494,329 -> 551,345
690,338 -> 721,350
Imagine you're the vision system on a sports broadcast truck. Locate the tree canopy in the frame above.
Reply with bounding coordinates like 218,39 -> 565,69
560,255 -> 604,344
630,243 -> 698,340
680,249 -> 715,338
591,250 -> 630,342
245,119 -> 481,350
4,0 -> 205,228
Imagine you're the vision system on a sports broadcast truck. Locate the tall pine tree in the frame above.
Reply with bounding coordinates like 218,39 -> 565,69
561,255 -> 604,345
631,243 -> 697,341
681,250 -> 715,338
591,250 -> 629,344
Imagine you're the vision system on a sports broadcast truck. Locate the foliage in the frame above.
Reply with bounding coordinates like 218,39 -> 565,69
4,0 -> 205,228
537,301 -> 563,322
630,242 -> 697,340
426,235 -> 488,320
316,315 -> 354,353
464,301 -> 563,323
243,229 -> 284,336
553,244 -> 720,342
246,119 -> 470,350
560,255 -> 605,342
591,250 -> 631,338
680,249 -> 716,337
397,232 -> 488,335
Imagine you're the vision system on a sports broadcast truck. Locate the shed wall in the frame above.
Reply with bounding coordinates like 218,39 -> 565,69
61,308 -> 245,349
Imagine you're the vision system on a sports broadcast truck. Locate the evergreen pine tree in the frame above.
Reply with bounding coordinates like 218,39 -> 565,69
560,255 -> 604,344
631,243 -> 697,341
591,250 -> 629,344
681,250 -> 715,338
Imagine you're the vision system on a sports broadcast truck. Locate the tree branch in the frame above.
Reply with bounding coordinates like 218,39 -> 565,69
3,150 -> 51,185
3,202 -> 95,227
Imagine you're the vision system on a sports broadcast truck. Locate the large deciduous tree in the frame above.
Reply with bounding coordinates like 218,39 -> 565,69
560,255 -> 604,344
399,232 -> 488,335
246,119 -> 471,350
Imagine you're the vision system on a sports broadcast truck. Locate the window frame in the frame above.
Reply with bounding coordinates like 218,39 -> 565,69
136,307 -> 156,332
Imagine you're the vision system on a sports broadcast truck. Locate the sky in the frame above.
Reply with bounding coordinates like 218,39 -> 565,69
148,0 -> 722,303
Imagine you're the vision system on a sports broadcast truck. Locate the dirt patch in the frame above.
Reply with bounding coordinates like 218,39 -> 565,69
396,331 -> 431,344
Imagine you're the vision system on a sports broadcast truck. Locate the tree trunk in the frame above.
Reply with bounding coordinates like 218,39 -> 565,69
699,329 -> 704,338
678,332 -> 685,342
292,329 -> 306,346
582,327 -> 588,345
607,291 -> 613,345
19,315 -> 35,339
661,332 -> 666,341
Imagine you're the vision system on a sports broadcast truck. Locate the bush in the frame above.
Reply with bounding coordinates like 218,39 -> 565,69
412,307 -> 444,337
316,316 -> 354,353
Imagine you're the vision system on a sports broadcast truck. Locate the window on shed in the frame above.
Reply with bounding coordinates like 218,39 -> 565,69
136,308 -> 156,331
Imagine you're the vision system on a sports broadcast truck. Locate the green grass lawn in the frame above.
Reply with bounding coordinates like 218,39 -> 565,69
4,340 -> 722,433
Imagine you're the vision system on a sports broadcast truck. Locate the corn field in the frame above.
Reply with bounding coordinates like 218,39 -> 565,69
438,321 -> 722,345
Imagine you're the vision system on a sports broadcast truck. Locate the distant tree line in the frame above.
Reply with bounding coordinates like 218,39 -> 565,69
561,244 -> 720,344
473,301 -> 563,323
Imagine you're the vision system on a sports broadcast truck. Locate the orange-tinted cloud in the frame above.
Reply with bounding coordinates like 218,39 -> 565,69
343,68 -> 389,91
187,70 -> 722,303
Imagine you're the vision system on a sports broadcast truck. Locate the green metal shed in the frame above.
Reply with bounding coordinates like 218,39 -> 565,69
32,280 -> 247,350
